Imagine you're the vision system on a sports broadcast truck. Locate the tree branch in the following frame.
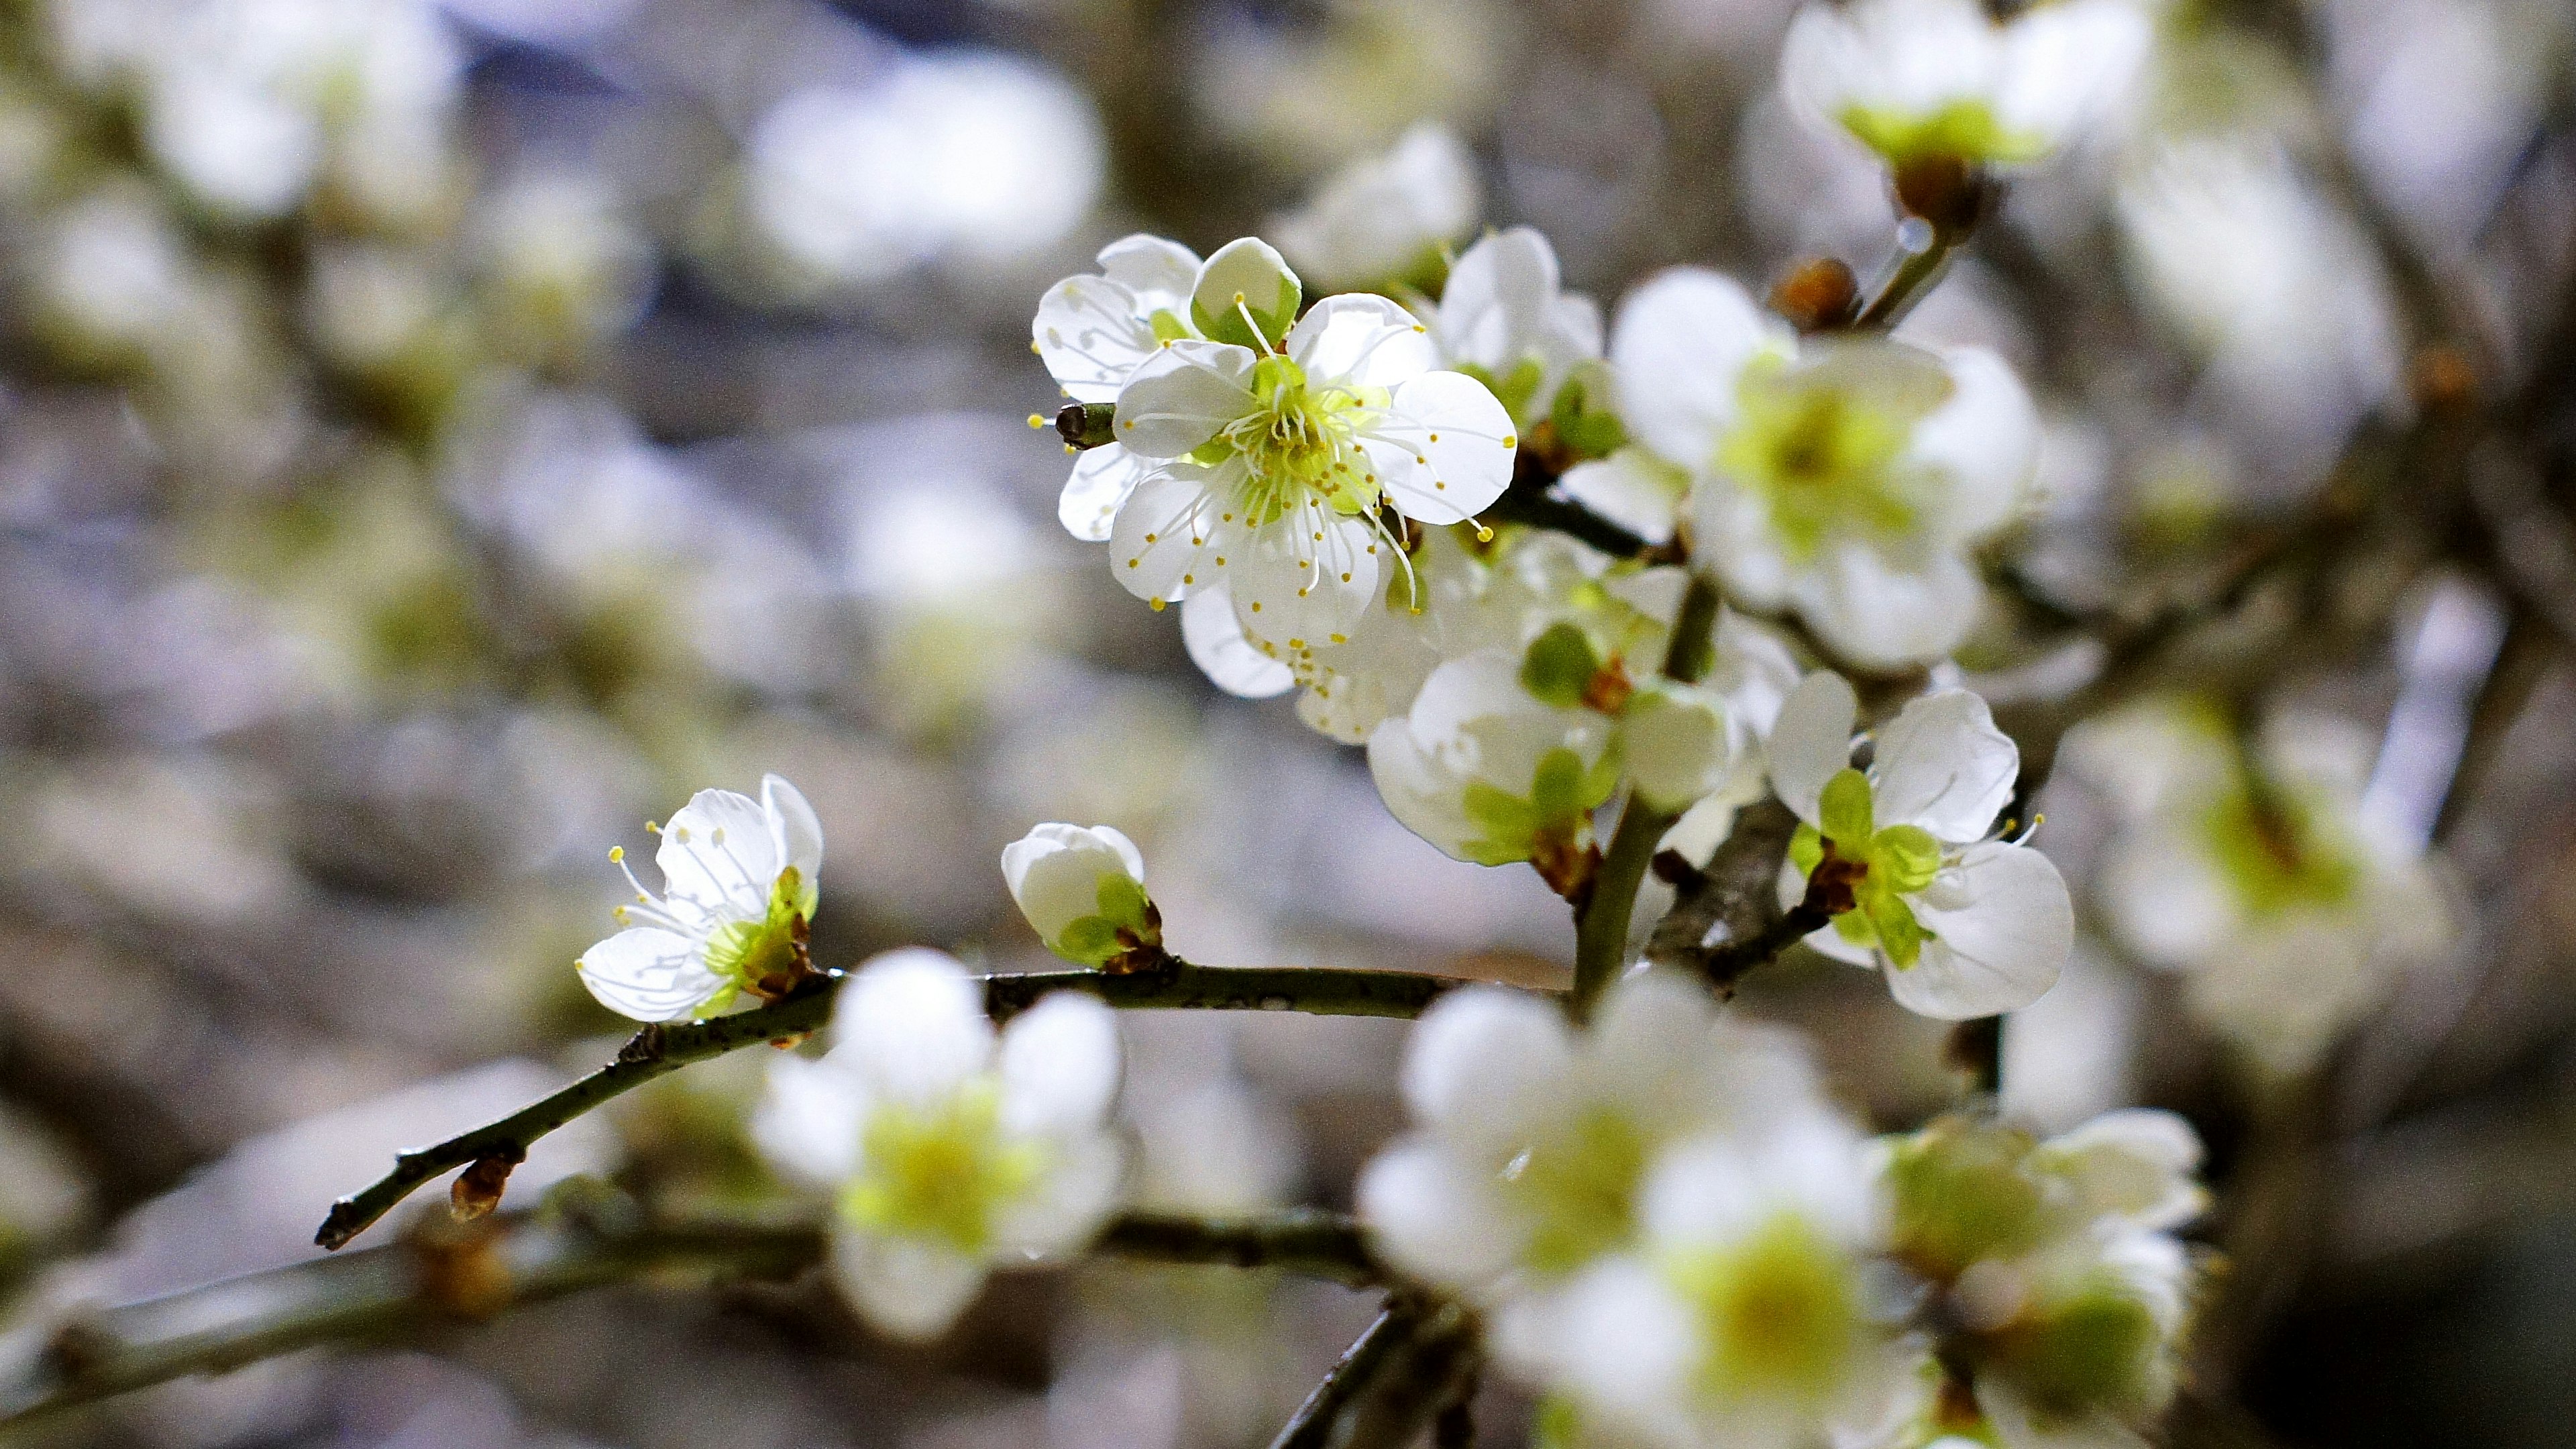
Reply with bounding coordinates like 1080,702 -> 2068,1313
1643,798 -> 1811,994
319,963 -> 1510,1251
6,1208 -> 1378,1427
1269,1303 -> 1421,1449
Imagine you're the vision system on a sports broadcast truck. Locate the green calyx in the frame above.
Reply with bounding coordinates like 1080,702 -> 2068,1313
1985,1277 -> 2166,1417
1837,98 -> 2049,168
1790,768 -> 1942,967
1460,744 -> 1621,867
1050,872 -> 1161,967
2200,775 -> 2361,918
1503,1103 -> 1652,1277
1549,365 -> 1627,462
1671,1211 -> 1864,1406
696,865 -> 815,1018
1520,621 -> 1623,712
841,1080 -> 1045,1257
1718,356 -> 1933,563
1882,1116 -> 2049,1281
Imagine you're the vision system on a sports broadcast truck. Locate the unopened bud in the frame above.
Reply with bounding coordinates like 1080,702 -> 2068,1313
1055,401 -> 1117,450
1769,258 -> 1861,332
451,1149 -> 524,1222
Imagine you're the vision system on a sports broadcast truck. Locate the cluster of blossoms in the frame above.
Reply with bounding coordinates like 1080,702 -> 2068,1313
1362,973 -> 2204,1449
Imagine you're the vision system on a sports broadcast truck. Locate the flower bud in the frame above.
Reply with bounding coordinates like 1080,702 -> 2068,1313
1001,823 -> 1161,969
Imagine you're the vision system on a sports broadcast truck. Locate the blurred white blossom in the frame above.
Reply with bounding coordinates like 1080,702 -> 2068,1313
1273,123 -> 1479,291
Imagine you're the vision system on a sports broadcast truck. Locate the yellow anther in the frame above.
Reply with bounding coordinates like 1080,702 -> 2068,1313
1475,525 -> 1495,542
1026,413 -> 1045,428
645,820 -> 661,834
1503,434 -> 1517,448
609,845 -> 625,862
1150,597 -> 1167,611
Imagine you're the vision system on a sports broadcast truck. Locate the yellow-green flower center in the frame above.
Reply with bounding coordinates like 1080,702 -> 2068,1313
697,865 -> 815,1018
1670,1211 -> 1864,1407
840,1081 -> 1046,1256
1718,356 -> 1937,561
1499,1103 -> 1652,1277
1837,98 -> 2049,168
2200,777 -> 2360,919
1790,768 -> 1943,967
1197,356 -> 1387,526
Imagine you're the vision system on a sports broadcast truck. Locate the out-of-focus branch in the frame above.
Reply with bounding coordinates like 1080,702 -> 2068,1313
1269,1303 -> 1421,1449
321,963 -> 1518,1251
1642,798 -> 1814,994
5,1207 -> 1378,1428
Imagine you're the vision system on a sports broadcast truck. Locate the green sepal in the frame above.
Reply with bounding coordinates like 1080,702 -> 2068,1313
1521,621 -> 1606,710
1837,97 -> 2049,168
1550,364 -> 1628,460
1789,822 -> 1826,877
1819,767 -> 1875,845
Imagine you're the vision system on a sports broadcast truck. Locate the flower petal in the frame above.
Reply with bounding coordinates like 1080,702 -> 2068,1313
1001,823 -> 1143,943
1401,985 -> 1576,1136
1114,340 -> 1256,458
998,991 -> 1123,1136
2039,1108 -> 2207,1233
753,1051 -> 867,1186
1909,346 -> 2037,546
1792,544 -> 1987,669
763,773 -> 824,884
1768,671 -> 1860,826
830,948 -> 996,1105
577,924 -> 725,1022
1286,292 -> 1438,388
1362,371 -> 1518,523
1032,274 -> 1157,403
1181,583 -> 1295,698
1890,841 -> 2072,1019
1229,504 -> 1380,645
657,787 -> 781,918
1869,688 -> 2019,841
1609,268 -> 1787,468
1108,466 -> 1232,606
1095,232 -> 1199,312
1059,443 -> 1150,542
1356,1140 -> 1525,1289
993,1129 -> 1126,1257
831,1226 -> 989,1342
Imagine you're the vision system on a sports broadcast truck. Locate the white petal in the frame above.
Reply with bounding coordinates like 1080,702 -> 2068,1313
831,948 -> 995,1105
1585,969 -> 1724,1107
754,1051 -> 866,1186
1001,824 -> 1144,941
998,992 -> 1122,1136
1362,372 -> 1518,523
1891,842 -> 2072,1019
1401,985 -> 1576,1136
1181,583 -> 1295,696
1869,688 -> 2019,841
1768,672 -> 1860,825
1108,466 -> 1232,605
1230,504 -> 1380,645
1793,545 -> 1987,669
2098,823 -> 2241,967
1033,274 -> 1157,403
763,773 -> 824,883
994,1129 -> 1126,1256
1556,449 -> 1685,547
832,1227 -> 989,1342
1434,225 -> 1580,378
1366,710 -> 1481,860
1622,684 -> 1734,812
1060,443 -> 1149,543
657,787 -> 781,918
1286,292 -> 1438,388
1528,1258 -> 1698,1426
2039,1108 -> 2207,1232
576,925 -> 725,1022
1995,0 -> 2153,151
1357,1140 -> 1525,1289
1608,268 -> 1786,468
1095,232 -> 1199,312
1909,347 -> 2038,546
1114,340 -> 1256,457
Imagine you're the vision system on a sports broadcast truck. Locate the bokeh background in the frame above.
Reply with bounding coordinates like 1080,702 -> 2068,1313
0,0 -> 2569,1446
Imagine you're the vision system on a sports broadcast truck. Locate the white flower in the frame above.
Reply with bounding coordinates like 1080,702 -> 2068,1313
1001,822 -> 1161,968
576,773 -> 824,1022
1609,268 -> 2039,667
1510,1110 -> 1900,1449
1365,649 -> 1620,876
754,949 -> 1126,1340
1181,579 -> 1441,745
1110,238 -> 1518,645
1768,672 -> 2072,1019
1431,225 -> 1605,424
1780,0 -> 2153,171
2070,701 -> 2451,1075
1273,121 -> 1479,291
1358,972 -> 1828,1309
1033,233 -> 1205,541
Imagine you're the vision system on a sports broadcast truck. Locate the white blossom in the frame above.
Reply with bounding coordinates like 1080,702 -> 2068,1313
576,773 -> 824,1022
1768,673 -> 2072,1019
1001,822 -> 1161,968
755,949 -> 1126,1340
1779,0 -> 2153,172
1431,226 -> 1605,425
1273,122 -> 1480,291
1034,234 -> 1205,541
2068,700 -> 2453,1075
1365,649 -> 1619,873
1108,238 -> 1518,646
1181,580 -> 1441,745
1609,268 -> 2039,667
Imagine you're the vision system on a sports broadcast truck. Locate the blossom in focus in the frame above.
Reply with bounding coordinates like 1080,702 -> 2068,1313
1109,239 -> 1517,645
1033,234 -> 1205,541
1002,822 -> 1162,969
2068,700 -> 2454,1075
1768,672 -> 2073,1019
1180,578 -> 1440,745
576,773 -> 823,1022
1273,122 -> 1479,292
1610,268 -> 2039,667
1358,973 -> 1829,1319
1779,0 -> 2153,172
1515,1111 -> 1902,1449
1365,649 -> 1619,885
1876,1111 -> 2206,1444
754,950 -> 1125,1340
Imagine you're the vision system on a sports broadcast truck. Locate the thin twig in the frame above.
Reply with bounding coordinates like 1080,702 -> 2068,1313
1643,798 -> 1809,994
1269,1304 -> 1420,1449
319,963 -> 1509,1251
5,1208 -> 1378,1427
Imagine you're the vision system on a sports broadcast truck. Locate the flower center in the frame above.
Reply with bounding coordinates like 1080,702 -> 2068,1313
1719,360 -> 1930,561
697,865 -> 813,1014
1209,356 -> 1384,526
1790,768 -> 1943,967
841,1081 -> 1046,1256
2200,778 -> 2360,918
1670,1211 -> 1863,1406
1837,97 -> 2049,168
1499,1102 -> 1652,1277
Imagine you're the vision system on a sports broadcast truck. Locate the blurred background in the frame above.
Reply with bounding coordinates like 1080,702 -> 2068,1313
0,0 -> 2569,1445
